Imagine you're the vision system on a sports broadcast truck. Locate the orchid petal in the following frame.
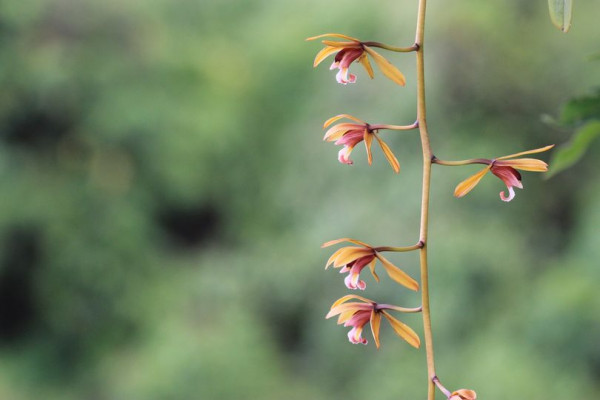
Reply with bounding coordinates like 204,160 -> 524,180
453,166 -> 491,198
322,238 -> 371,248
368,259 -> 380,282
494,158 -> 549,172
381,311 -> 421,348
323,123 -> 360,141
323,114 -> 365,128
313,46 -> 340,67
337,309 -> 357,324
363,47 -> 406,86
325,247 -> 345,269
374,135 -> 400,173
306,33 -> 361,42
329,294 -> 373,309
321,40 -> 362,48
500,186 -> 516,202
326,302 -> 372,319
495,144 -> 555,160
332,248 -> 373,268
376,253 -> 419,291
358,53 -> 374,79
364,131 -> 374,165
370,310 -> 381,349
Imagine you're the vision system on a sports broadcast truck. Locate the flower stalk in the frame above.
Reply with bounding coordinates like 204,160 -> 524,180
413,0 -> 438,398
361,41 -> 419,53
309,0 -> 551,397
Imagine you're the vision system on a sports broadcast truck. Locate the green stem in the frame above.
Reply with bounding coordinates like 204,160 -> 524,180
376,304 -> 423,313
362,41 -> 419,52
371,122 -> 419,131
432,157 -> 490,166
374,242 -> 423,252
432,376 -> 451,397
414,0 -> 436,399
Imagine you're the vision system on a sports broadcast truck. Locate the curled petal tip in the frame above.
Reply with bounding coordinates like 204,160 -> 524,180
500,187 -> 515,202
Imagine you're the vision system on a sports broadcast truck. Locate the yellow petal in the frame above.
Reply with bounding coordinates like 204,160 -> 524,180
368,259 -> 379,282
358,53 -> 374,79
333,247 -> 373,267
376,253 -> 419,291
381,311 -> 420,348
495,144 -> 555,160
321,40 -> 361,48
323,114 -> 365,128
364,131 -> 373,165
337,309 -> 357,324
321,238 -> 371,248
325,248 -> 345,269
363,47 -> 406,86
370,310 -> 381,349
453,166 -> 491,198
323,123 -> 359,141
374,135 -> 400,173
313,46 -> 340,67
329,294 -> 373,309
306,33 -> 361,42
496,158 -> 548,172
326,302 -> 372,319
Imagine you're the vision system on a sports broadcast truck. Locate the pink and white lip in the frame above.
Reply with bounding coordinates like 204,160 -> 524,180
490,163 -> 523,202
330,48 -> 364,84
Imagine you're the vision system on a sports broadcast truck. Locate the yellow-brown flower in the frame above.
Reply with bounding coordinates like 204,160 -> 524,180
454,145 -> 554,202
323,114 -> 401,173
307,33 -> 407,86
323,238 -> 418,291
326,295 -> 421,349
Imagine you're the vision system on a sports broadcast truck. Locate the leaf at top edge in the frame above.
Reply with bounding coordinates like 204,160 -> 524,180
548,0 -> 573,33
546,121 -> 600,178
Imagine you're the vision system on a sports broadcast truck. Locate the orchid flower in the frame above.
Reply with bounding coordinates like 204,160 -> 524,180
307,33 -> 407,86
326,295 -> 421,348
454,145 -> 554,202
322,238 -> 419,291
323,114 -> 402,173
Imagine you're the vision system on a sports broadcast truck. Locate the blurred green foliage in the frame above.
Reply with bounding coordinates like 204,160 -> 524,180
547,87 -> 600,177
0,0 -> 598,399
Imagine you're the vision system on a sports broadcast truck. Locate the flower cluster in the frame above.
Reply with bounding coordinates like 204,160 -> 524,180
308,26 -> 551,399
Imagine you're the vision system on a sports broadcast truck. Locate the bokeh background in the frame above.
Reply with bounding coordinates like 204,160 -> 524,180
0,0 -> 599,399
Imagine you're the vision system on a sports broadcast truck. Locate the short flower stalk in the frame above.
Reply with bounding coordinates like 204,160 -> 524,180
307,0 -> 553,398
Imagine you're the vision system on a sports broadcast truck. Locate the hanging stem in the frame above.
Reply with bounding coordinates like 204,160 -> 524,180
414,0 -> 437,399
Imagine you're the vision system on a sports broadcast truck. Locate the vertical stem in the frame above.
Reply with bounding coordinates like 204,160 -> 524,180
414,0 -> 436,399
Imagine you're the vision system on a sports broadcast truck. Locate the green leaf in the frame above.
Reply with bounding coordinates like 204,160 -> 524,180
559,89 -> 600,125
547,121 -> 600,178
548,0 -> 573,33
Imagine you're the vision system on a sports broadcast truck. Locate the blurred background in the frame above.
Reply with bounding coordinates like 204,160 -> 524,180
0,0 -> 598,399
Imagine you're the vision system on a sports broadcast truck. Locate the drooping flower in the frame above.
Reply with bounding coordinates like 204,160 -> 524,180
323,114 -> 401,173
325,294 -> 421,348
307,33 -> 406,86
454,145 -> 554,202
448,389 -> 477,400
322,238 -> 418,291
